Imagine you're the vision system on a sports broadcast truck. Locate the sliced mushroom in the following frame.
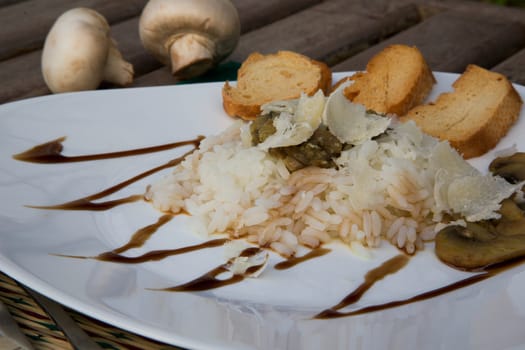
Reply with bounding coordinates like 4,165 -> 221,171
139,0 -> 240,79
435,223 -> 525,271
494,198 -> 525,236
489,152 -> 525,184
41,8 -> 133,93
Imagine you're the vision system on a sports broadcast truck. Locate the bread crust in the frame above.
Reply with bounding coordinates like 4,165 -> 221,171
402,65 -> 523,158
334,45 -> 436,116
222,81 -> 261,120
222,51 -> 332,120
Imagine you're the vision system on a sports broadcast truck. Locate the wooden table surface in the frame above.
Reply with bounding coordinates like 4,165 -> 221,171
1,0 -> 525,349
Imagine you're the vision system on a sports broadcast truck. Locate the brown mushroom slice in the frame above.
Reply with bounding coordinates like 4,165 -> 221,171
496,219 -> 525,236
435,223 -> 525,271
495,198 -> 525,236
489,152 -> 525,184
498,198 -> 525,221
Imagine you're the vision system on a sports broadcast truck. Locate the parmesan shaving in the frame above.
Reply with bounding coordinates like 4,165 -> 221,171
258,91 -> 325,149
323,82 -> 391,144
429,141 -> 522,221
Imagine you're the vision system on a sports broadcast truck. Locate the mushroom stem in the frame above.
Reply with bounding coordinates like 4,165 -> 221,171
169,33 -> 214,78
103,41 -> 134,86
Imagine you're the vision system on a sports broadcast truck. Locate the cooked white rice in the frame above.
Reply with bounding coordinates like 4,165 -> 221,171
144,118 -> 519,257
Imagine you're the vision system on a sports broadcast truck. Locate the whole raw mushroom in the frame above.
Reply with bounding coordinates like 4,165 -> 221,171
41,8 -> 134,93
139,0 -> 240,79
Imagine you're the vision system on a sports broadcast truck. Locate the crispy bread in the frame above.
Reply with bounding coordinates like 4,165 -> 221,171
401,64 -> 523,159
222,51 -> 332,120
336,45 -> 436,116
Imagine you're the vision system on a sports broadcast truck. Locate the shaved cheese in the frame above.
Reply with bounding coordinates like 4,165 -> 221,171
261,98 -> 298,115
295,90 -> 325,127
448,175 -> 521,221
429,142 -> 478,177
323,82 -> 391,144
258,90 -> 325,149
430,141 -> 523,221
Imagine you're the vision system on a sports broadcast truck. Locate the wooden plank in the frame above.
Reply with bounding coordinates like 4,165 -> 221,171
421,0 -> 525,25
0,0 -> 28,6
228,1 -> 421,64
132,67 -> 175,87
332,10 -> 525,73
369,0 -> 525,25
230,0 -> 321,34
0,0 -> 148,61
110,17 -> 160,76
0,51 -> 46,103
492,48 -> 525,86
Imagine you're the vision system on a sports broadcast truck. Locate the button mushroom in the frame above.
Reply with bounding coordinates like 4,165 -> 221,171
139,0 -> 240,79
41,8 -> 134,93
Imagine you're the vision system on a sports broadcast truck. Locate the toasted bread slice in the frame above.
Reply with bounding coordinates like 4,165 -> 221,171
222,51 -> 332,120
336,45 -> 436,116
401,65 -> 523,159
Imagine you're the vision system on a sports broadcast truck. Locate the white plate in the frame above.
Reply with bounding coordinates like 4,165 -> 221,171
1,72 -> 525,350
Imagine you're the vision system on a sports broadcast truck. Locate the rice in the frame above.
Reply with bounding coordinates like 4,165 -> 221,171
146,124 -> 420,256
145,119 -> 464,257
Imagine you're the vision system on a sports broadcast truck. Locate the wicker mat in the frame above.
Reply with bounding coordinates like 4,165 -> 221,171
0,272 -> 183,350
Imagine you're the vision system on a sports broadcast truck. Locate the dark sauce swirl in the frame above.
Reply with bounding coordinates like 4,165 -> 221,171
25,147 -> 198,210
13,136 -> 203,163
274,247 -> 331,270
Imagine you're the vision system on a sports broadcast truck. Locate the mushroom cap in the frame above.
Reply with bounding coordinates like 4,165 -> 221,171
42,8 -> 111,93
139,0 -> 240,67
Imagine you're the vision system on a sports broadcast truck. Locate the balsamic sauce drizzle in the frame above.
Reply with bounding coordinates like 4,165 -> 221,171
13,136 -> 203,163
315,254 -> 410,318
315,257 -> 525,319
26,148 -> 197,210
316,272 -> 489,319
111,214 -> 174,254
315,256 -> 525,319
59,238 -> 230,264
95,238 -> 230,264
152,247 -> 265,292
53,214 -> 174,261
14,136 -> 525,319
274,247 -> 331,270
